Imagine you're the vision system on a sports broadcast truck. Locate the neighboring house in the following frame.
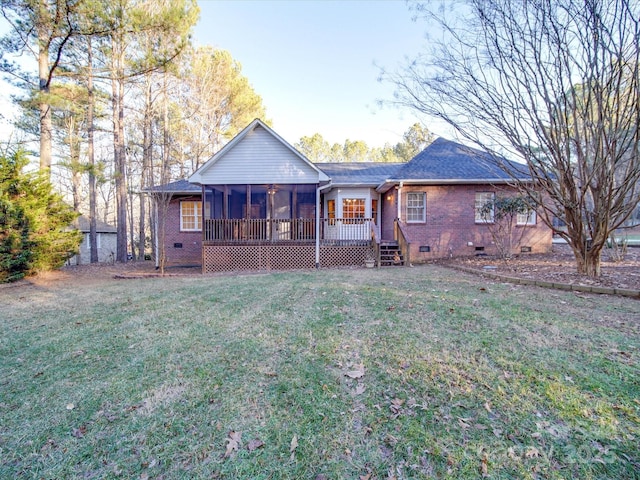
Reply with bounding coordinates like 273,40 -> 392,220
68,216 -> 117,265
149,119 -> 552,273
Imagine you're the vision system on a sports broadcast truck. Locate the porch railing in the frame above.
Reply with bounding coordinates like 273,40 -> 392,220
394,219 -> 411,266
203,218 -> 373,243
204,218 -> 316,242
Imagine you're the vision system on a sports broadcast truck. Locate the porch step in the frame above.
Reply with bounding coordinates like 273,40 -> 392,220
379,242 -> 404,267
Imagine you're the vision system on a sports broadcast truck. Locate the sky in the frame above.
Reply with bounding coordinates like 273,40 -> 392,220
0,1 -> 450,149
192,0 -> 442,147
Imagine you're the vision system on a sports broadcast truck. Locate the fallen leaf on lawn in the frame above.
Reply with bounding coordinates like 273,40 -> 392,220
247,438 -> 265,452
66,403 -> 75,410
360,474 -> 371,480
457,417 -> 471,429
525,446 -> 540,458
390,398 -> 404,415
223,430 -> 242,458
355,384 -> 366,395
480,452 -> 489,477
71,425 -> 86,438
289,434 -> 298,460
345,365 -> 365,379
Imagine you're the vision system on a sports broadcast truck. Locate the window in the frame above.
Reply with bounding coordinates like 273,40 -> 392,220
406,192 -> 426,223
327,199 -> 336,219
180,201 -> 202,231
371,198 -> 378,225
475,192 -> 495,223
342,198 -> 365,220
517,209 -> 537,226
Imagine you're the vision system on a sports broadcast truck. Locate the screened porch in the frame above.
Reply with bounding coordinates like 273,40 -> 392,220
201,184 -> 374,244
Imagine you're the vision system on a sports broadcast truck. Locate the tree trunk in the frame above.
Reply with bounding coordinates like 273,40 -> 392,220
570,242 -> 602,277
37,8 -> 52,174
139,76 -> 153,261
111,32 -> 128,263
87,38 -> 98,263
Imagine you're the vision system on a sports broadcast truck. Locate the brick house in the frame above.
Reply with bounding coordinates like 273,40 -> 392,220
149,119 -> 552,272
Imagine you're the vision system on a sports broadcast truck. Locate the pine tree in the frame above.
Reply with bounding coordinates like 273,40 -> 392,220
0,150 -> 82,282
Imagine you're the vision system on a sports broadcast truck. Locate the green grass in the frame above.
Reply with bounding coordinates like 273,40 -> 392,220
1,266 -> 639,479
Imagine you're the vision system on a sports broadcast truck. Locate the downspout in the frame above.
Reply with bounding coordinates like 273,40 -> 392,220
397,181 -> 403,220
316,182 -> 333,268
201,184 -> 205,272
154,195 -> 159,270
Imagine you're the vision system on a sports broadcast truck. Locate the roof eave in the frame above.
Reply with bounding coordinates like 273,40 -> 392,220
389,178 -> 529,185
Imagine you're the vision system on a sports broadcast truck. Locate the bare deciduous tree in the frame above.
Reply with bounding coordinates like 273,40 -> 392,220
385,0 -> 640,276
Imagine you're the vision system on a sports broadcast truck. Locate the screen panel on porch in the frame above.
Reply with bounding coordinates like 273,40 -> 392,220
203,184 -> 317,243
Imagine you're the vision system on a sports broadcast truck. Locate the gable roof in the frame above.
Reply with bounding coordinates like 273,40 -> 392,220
149,136 -> 532,194
316,162 -> 404,186
146,179 -> 201,195
389,137 -> 529,184
189,119 -> 329,185
73,215 -> 117,233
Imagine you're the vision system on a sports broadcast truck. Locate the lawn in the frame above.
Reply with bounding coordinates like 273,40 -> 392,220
1,265 -> 638,479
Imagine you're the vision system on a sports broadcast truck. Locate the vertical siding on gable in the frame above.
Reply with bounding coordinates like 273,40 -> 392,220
197,126 -> 320,185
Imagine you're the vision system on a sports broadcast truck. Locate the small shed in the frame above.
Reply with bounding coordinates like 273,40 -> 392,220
68,216 -> 117,265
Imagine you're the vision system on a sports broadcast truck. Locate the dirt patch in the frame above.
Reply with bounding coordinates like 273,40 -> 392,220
441,244 -> 640,292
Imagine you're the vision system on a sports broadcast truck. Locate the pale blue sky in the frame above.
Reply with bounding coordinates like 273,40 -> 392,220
0,1 -> 447,148
194,0 -> 438,147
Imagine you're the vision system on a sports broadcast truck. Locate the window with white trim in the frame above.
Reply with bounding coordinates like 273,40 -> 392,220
406,192 -> 426,223
475,192 -> 495,223
180,200 -> 202,231
342,198 -> 365,219
517,209 -> 537,226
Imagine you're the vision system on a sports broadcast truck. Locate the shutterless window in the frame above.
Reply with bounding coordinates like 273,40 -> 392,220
517,209 -> 537,226
342,198 -> 365,219
406,192 -> 426,223
180,201 -> 202,231
85,232 -> 101,249
327,199 -> 336,219
475,192 -> 495,223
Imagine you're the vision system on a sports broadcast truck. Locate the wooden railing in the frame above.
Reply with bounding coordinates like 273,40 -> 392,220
370,221 -> 381,268
204,218 -> 375,244
394,219 -> 411,266
321,218 -> 373,243
204,218 -> 315,243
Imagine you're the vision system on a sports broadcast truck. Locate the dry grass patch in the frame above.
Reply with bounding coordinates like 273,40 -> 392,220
1,265 -> 638,479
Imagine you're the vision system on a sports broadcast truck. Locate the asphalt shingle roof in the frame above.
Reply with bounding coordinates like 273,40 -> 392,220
315,162 -> 404,185
391,137 -> 528,182
147,179 -> 201,194
73,215 -> 117,233
149,138 -> 528,192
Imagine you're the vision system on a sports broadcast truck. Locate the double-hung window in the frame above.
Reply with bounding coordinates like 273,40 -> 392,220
180,200 -> 202,231
475,192 -> 495,223
517,209 -> 537,226
406,192 -> 426,223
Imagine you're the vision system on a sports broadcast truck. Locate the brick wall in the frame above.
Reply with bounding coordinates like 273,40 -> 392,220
161,196 -> 202,266
399,184 -> 553,263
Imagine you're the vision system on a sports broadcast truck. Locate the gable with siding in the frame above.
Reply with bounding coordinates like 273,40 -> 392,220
190,120 -> 327,185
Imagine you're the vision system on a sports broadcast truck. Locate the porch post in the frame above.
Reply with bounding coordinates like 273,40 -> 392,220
397,181 -> 403,220
223,185 -> 228,219
315,184 -> 321,268
201,185 -> 205,242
